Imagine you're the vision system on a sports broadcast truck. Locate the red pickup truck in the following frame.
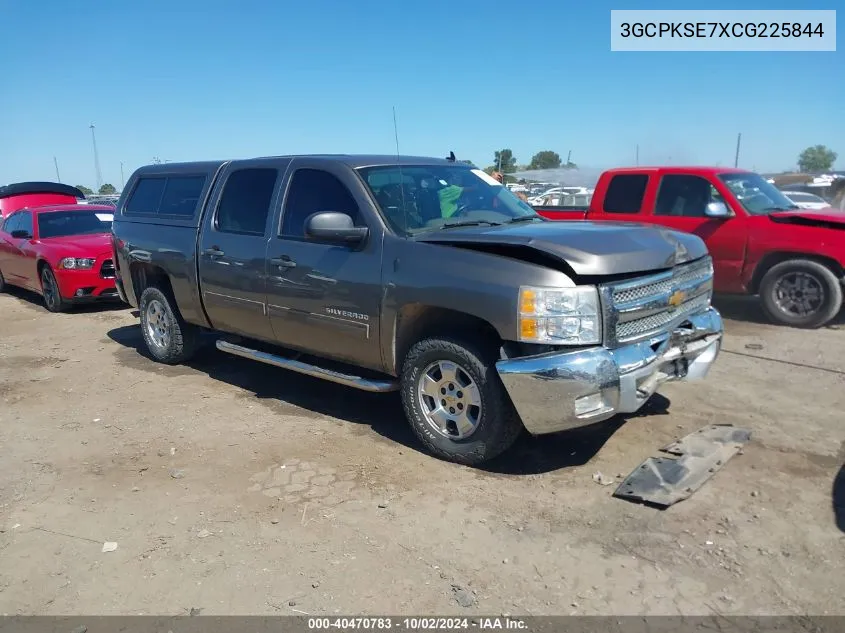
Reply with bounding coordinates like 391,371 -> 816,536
534,167 -> 845,329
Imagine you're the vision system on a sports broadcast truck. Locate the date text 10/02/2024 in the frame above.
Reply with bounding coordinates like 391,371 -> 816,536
619,21 -> 825,39
307,618 -> 528,630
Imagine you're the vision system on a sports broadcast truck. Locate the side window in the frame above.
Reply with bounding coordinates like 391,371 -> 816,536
2,214 -> 20,234
603,174 -> 648,214
126,178 -> 167,214
17,212 -> 33,236
654,175 -> 714,217
215,168 -> 279,236
281,169 -> 362,238
159,176 -> 207,216
125,175 -> 206,217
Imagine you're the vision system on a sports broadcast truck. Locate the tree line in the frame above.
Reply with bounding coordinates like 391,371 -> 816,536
479,149 -> 577,175
74,184 -> 117,196
474,145 -> 838,176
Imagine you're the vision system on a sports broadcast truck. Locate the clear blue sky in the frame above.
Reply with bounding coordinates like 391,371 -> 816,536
0,0 -> 842,190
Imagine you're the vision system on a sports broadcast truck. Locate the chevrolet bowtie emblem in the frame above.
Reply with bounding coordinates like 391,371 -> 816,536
668,290 -> 686,308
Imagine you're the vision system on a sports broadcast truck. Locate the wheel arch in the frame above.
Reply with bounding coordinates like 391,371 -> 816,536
750,252 -> 844,294
390,304 -> 502,376
129,261 -> 175,299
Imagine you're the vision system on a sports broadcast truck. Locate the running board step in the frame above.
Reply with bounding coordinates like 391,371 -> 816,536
215,340 -> 399,393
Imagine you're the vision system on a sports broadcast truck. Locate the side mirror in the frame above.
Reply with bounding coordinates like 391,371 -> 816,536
704,201 -> 731,218
305,212 -> 369,244
10,230 -> 32,239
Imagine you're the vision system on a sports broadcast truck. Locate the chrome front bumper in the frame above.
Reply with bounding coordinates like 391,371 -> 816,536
495,307 -> 723,435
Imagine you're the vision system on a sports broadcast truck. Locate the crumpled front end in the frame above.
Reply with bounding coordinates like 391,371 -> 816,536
495,257 -> 723,435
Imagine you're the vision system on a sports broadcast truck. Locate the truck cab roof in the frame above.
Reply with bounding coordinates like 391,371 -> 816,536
134,155 -> 460,175
603,166 -> 751,176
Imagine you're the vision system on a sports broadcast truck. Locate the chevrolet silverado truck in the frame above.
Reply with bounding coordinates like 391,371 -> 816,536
111,155 -> 723,465
534,167 -> 845,329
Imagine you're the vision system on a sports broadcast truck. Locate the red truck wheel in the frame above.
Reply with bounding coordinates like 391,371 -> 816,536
759,259 -> 843,329
400,336 -> 523,465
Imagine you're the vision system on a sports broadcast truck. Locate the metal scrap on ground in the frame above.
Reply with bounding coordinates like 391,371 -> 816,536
613,424 -> 751,507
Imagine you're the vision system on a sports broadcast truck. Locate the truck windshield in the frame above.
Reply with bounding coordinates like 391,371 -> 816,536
38,210 -> 113,238
357,165 -> 540,234
718,172 -> 799,215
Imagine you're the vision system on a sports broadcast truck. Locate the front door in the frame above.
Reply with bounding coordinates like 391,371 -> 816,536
197,161 -> 288,341
0,213 -> 23,283
649,174 -> 748,292
2,211 -> 37,289
265,161 -> 384,371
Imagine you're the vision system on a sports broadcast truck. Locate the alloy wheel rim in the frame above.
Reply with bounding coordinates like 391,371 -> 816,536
42,270 -> 57,308
417,360 -> 482,440
774,272 -> 824,317
145,299 -> 171,350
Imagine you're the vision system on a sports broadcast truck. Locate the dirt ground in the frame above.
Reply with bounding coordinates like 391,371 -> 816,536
0,288 -> 843,616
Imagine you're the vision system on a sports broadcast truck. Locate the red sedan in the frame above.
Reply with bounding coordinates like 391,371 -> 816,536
0,204 -> 120,312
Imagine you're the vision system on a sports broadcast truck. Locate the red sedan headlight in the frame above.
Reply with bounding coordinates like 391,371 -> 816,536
58,257 -> 96,270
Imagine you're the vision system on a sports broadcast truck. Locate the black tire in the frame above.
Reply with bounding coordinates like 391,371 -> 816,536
138,285 -> 199,364
400,336 -> 523,465
759,259 -> 843,329
0,267 -> 6,293
40,265 -> 69,313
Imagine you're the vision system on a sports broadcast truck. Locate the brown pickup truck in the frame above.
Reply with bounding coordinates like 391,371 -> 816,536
111,154 -> 724,465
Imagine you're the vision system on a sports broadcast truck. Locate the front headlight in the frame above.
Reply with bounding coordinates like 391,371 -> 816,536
59,257 -> 96,270
517,285 -> 601,345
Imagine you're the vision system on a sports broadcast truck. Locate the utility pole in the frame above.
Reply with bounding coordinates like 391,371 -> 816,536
90,123 -> 103,191
734,133 -> 742,168
120,162 -> 125,191
53,156 -> 61,182
636,145 -> 639,166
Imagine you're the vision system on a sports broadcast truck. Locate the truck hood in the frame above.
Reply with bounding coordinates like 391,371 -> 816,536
414,221 -> 708,276
769,208 -> 845,229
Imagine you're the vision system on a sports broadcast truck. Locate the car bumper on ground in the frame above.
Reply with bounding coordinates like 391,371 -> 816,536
495,307 -> 723,435
54,268 -> 119,303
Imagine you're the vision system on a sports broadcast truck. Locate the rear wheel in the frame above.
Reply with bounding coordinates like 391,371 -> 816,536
400,336 -> 523,465
40,265 -> 69,313
139,286 -> 199,364
759,259 -> 843,328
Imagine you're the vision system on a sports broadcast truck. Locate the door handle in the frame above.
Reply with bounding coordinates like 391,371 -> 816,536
203,247 -> 225,257
270,256 -> 297,269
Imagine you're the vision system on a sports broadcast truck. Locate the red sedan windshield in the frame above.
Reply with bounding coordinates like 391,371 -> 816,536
38,210 -> 113,239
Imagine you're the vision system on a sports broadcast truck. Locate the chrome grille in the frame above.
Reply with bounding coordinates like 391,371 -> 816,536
602,256 -> 714,346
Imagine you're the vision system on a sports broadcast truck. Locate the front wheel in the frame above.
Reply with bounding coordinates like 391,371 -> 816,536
400,336 -> 523,465
759,259 -> 843,329
138,286 -> 199,364
41,265 -> 69,313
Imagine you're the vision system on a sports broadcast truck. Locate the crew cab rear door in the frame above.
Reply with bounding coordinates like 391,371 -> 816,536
197,159 -> 290,341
